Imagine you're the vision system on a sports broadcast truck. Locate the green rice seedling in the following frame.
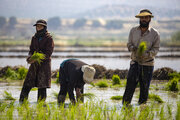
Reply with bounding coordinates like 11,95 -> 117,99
112,74 -> 121,85
110,95 -> 123,100
3,91 -> 16,100
55,72 -> 59,84
31,88 -> 38,91
166,78 -> 179,91
138,41 -> 147,56
159,105 -> 165,120
96,80 -> 108,88
176,102 -> 180,120
4,67 -> 18,80
90,82 -> 95,87
53,91 -> 59,99
6,101 -> 15,120
148,93 -> 163,103
168,72 -> 180,81
30,51 -> 46,65
17,67 -> 28,80
167,104 -> 172,119
81,93 -> 95,100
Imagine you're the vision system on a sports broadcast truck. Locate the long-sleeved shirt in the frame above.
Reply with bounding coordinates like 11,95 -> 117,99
127,26 -> 160,66
60,59 -> 86,101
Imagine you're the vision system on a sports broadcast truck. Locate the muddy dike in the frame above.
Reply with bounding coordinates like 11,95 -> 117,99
0,65 -> 177,80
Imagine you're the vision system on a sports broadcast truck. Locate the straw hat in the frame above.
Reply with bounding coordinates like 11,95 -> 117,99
135,9 -> 154,18
33,19 -> 47,27
81,65 -> 96,84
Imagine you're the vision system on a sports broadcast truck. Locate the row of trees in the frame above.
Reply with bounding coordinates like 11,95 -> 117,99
0,16 -> 124,30
0,16 -> 17,29
47,17 -> 123,30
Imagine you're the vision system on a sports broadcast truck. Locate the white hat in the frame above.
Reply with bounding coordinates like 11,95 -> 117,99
81,65 -> 96,84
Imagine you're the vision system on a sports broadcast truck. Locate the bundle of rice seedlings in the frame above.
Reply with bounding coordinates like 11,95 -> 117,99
166,78 -> 179,91
17,67 -> 28,80
96,80 -> 108,88
148,93 -> 163,103
112,74 -> 121,85
30,51 -> 46,65
3,91 -> 16,100
4,67 -> 18,80
81,93 -> 95,99
111,95 -> 123,100
138,41 -> 147,56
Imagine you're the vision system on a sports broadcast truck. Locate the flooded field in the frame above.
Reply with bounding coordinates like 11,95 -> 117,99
0,57 -> 180,72
0,80 -> 179,106
0,46 -> 180,119
0,80 -> 179,119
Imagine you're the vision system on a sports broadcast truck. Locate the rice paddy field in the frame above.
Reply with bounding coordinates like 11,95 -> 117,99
0,46 -> 180,120
0,76 -> 180,120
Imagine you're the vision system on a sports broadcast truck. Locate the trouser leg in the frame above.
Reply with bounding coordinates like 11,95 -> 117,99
122,62 -> 139,105
138,65 -> 154,104
19,86 -> 32,103
58,83 -> 67,104
75,86 -> 84,103
37,88 -> 47,101
58,67 -> 67,104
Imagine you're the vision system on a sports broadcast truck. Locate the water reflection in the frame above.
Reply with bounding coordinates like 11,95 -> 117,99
0,57 -> 180,71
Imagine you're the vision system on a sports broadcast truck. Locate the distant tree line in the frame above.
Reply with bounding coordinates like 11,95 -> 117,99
46,17 -> 123,30
171,31 -> 180,42
0,16 -> 124,31
0,16 -> 17,29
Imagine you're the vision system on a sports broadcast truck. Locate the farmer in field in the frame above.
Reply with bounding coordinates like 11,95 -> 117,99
58,59 -> 96,104
19,19 -> 54,103
122,9 -> 160,105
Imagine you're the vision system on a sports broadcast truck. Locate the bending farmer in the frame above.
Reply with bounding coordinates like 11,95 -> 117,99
58,59 -> 96,104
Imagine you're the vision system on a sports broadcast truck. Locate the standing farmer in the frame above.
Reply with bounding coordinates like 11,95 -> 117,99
122,9 -> 160,105
58,59 -> 96,104
19,19 -> 54,103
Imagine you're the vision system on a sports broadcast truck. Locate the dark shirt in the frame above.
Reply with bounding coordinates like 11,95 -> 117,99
61,59 -> 86,101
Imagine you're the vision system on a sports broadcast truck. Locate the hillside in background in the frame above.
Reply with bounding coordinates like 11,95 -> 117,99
74,4 -> 180,19
0,0 -> 179,18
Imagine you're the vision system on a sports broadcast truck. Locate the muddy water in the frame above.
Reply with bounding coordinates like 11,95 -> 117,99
0,81 -> 179,107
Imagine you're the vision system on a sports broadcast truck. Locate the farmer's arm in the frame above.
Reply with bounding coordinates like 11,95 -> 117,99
147,32 -> 160,58
44,37 -> 54,59
27,37 -> 35,64
127,28 -> 137,52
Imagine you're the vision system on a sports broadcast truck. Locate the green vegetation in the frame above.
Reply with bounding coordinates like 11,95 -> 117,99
3,91 -> 16,100
17,67 -> 28,80
81,93 -> 95,99
111,95 -> 123,100
30,51 -> 46,65
171,31 -> 180,42
112,74 -> 121,85
176,102 -> 180,120
95,80 -> 108,88
166,78 -> 179,91
166,72 -> 179,91
148,93 -> 164,103
138,41 -> 147,56
4,67 -> 18,80
31,88 -> 38,91
168,72 -> 180,81
2,67 -> 28,80
56,72 -> 59,84
0,100 -> 179,119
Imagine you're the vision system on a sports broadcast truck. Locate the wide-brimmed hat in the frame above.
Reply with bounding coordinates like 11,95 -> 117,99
33,19 -> 47,27
135,9 -> 154,18
81,65 -> 96,84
